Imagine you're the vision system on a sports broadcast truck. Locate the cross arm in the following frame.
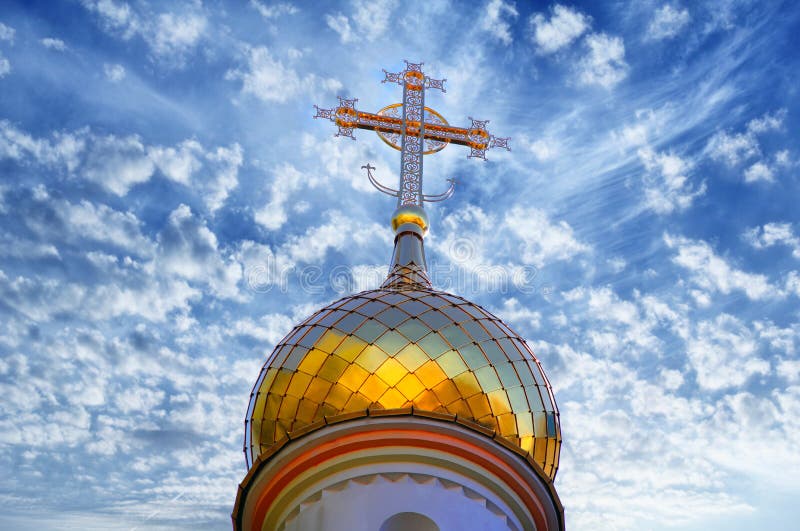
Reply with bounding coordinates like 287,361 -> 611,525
316,104 -> 510,158
315,94 -> 510,160
313,97 -> 359,139
383,60 -> 446,93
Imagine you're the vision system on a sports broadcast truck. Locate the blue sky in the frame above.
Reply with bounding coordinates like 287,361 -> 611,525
1,0 -> 799,529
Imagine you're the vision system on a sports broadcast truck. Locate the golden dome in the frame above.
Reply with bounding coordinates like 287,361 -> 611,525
245,281 -> 561,479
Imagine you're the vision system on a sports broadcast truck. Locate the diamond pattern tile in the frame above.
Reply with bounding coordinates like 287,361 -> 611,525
247,286 -> 562,479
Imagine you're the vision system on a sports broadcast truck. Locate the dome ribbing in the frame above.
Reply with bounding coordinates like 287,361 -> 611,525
244,226 -> 561,479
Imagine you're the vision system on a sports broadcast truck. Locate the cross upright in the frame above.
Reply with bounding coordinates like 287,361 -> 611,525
314,60 -> 510,208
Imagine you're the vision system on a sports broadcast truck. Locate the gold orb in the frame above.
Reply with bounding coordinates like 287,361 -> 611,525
391,205 -> 429,234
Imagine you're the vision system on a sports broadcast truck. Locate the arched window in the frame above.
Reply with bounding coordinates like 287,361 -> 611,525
380,512 -> 439,531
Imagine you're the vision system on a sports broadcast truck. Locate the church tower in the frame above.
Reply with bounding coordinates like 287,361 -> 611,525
232,62 -> 563,531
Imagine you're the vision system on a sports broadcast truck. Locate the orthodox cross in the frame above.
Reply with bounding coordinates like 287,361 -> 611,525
314,60 -> 510,207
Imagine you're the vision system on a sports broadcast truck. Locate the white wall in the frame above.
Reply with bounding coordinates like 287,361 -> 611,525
280,472 -> 519,531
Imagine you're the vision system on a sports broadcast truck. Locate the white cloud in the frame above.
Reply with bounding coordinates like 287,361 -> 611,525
348,263 -> 389,292
0,54 -> 9,78
541,341 -> 638,403
3,193 -> 249,329
237,240 -> 291,294
93,274 -> 200,320
585,288 -> 639,325
226,46 -> 300,103
529,4 -> 591,54
698,389 -> 800,485
577,33 -> 629,88
504,205 -> 590,267
434,208 -> 509,284
250,1 -> 298,19
639,292 -> 690,340
202,143 -> 243,213
227,313 -> 295,345
744,222 -> 800,258
561,286 -> 674,356
103,62 -> 126,82
702,0 -> 742,32
156,204 -> 242,299
495,297 -> 541,330
481,0 -> 519,45
114,385 -> 164,414
706,130 -> 759,166
747,108 -> 786,134
0,22 -> 15,42
775,149 -> 791,167
665,233 -> 778,301
79,0 -> 140,39
786,271 -> 800,297
638,146 -> 706,214
539,317 -> 798,526
3,188 -> 249,321
282,210 -> 385,264
118,138 -> 240,210
434,205 -> 589,275
661,368 -> 684,390
80,0 -> 208,65
40,37 -> 67,51
325,13 -> 354,43
687,314 -> 769,390
707,110 -> 786,170
0,120 -> 86,169
754,320 -> 799,356
83,133 -> 156,195
254,163 -> 321,230
226,46 -> 340,104
0,24 -> 12,76
607,257 -> 626,273
149,139 -> 203,184
149,10 -> 207,59
0,233 -> 59,260
326,0 -> 398,43
614,122 -> 648,149
91,135 -> 243,208
610,109 -> 669,151
777,359 -> 800,382
55,199 -> 153,254
0,122 -> 239,209
350,0 -> 397,42
743,161 -> 774,183
0,267 -> 199,323
528,138 -> 559,161
300,131 -> 395,195
647,4 -> 691,40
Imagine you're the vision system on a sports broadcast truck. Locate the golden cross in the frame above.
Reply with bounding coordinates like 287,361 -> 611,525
314,60 -> 510,207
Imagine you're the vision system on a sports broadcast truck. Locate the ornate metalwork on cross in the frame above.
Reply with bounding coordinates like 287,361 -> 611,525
314,60 -> 510,208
